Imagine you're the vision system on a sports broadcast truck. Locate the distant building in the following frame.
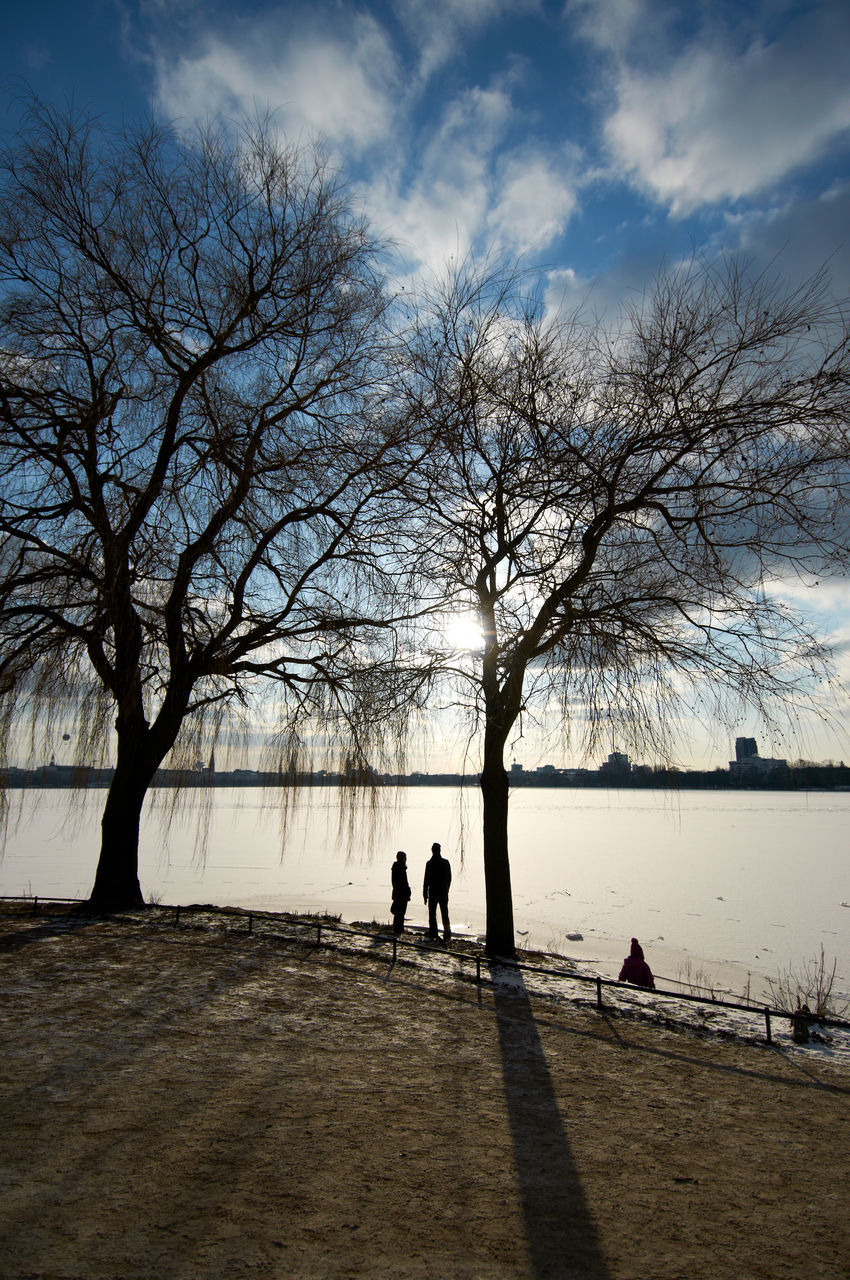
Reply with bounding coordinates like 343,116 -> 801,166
729,738 -> 788,779
600,751 -> 631,778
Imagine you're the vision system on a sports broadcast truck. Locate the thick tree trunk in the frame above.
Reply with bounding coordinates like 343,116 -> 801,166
481,722 -> 515,958
89,761 -> 149,910
88,703 -> 184,912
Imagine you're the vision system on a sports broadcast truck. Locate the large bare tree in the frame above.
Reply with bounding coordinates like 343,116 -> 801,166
400,259 -> 850,957
0,102 -> 416,910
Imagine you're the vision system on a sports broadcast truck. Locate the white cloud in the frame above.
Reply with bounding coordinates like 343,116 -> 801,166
608,44 -> 850,213
146,5 -> 569,273
543,265 -> 592,317
152,13 -> 400,154
772,575 -> 850,623
366,83 -> 515,270
565,0 -> 647,57
487,150 -> 578,253
364,84 -> 580,272
572,1 -> 850,214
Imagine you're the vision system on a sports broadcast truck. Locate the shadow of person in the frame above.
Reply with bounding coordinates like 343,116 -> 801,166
490,963 -> 610,1280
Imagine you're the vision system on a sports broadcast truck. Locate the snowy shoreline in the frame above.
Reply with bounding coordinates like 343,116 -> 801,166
73,898 -> 850,1072
3,894 -> 849,1069
3,786 -> 847,1015
234,887 -> 836,1012
268,905 -> 850,1070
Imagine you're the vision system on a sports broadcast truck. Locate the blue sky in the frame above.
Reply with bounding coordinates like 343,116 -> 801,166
2,0 -> 849,765
4,1 -> 849,291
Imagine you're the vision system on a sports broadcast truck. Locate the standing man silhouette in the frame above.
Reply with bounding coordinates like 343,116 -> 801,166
391,850 -> 411,936
423,841 -> 451,943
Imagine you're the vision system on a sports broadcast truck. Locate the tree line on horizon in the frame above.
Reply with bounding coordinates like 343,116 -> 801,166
1,101 -> 848,955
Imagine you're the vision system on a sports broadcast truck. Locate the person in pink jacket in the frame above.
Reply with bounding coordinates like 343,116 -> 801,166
618,937 -> 655,989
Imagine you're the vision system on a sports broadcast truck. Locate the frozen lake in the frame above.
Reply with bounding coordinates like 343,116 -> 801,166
1,785 -> 847,1002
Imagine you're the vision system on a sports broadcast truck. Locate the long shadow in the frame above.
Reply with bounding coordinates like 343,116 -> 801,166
0,913 -> 103,952
490,964 -> 610,1280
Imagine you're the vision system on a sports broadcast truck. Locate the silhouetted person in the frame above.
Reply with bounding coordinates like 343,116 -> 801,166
391,850 -> 411,936
618,937 -> 655,989
423,841 -> 451,942
792,1002 -> 814,1044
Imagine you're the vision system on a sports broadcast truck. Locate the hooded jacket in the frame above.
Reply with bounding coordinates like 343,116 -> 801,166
618,938 -> 655,989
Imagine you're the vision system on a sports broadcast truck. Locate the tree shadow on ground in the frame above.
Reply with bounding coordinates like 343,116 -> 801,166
490,964 -> 610,1280
0,913 -> 103,952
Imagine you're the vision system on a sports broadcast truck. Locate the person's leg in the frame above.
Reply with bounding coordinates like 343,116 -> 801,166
427,898 -> 438,939
439,896 -> 451,942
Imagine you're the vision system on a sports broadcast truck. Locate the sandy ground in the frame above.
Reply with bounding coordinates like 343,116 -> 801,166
0,909 -> 848,1280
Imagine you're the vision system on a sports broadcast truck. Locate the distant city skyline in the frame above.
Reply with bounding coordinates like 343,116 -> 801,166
9,734 -> 848,786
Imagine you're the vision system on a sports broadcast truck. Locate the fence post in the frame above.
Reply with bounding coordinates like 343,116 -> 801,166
392,936 -> 397,963
175,905 -> 181,927
476,956 -> 482,985
764,1007 -> 772,1045
596,976 -> 603,1010
317,923 -> 322,947
32,896 -> 39,916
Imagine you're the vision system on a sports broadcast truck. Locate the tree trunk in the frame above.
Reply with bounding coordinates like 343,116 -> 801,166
89,761 -> 149,910
88,703 -> 183,912
481,721 -> 515,958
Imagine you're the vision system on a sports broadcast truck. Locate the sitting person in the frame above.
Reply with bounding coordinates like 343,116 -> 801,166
618,937 -> 655,989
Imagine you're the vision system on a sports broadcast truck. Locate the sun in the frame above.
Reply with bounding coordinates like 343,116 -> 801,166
444,613 -> 485,651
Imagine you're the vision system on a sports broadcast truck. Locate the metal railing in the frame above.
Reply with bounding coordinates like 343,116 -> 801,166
2,894 -> 848,1046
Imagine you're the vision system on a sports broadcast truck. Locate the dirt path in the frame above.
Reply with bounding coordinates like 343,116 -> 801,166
0,912 -> 847,1279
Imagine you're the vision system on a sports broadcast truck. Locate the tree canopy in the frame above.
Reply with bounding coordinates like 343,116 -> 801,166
397,258 -> 850,954
1,100 -> 848,949
0,103 -> 418,908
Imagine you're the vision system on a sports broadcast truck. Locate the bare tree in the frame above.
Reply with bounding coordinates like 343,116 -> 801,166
400,258 -> 850,957
0,101 -> 418,910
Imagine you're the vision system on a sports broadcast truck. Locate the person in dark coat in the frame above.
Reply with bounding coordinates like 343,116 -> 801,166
423,841 -> 451,942
391,850 -> 411,935
618,937 -> 655,989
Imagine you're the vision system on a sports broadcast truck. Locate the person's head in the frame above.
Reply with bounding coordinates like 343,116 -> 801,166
396,850 -> 406,864
431,842 -> 441,856
630,937 -> 644,958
